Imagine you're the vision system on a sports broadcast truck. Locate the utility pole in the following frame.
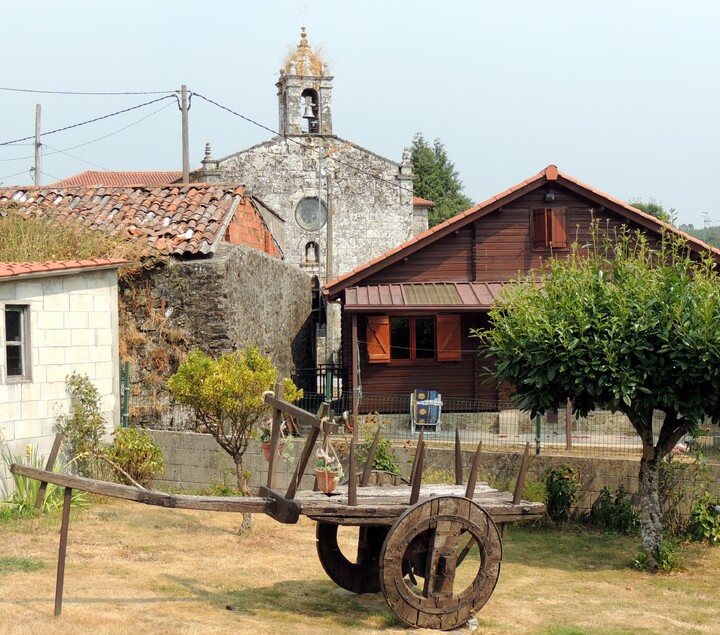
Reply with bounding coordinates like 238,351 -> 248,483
34,104 -> 41,186
181,85 -> 189,184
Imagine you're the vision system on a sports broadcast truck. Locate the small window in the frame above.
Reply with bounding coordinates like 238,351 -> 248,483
532,208 -> 568,249
5,305 -> 30,380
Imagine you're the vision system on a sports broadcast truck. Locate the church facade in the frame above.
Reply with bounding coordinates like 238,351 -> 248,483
198,28 -> 424,364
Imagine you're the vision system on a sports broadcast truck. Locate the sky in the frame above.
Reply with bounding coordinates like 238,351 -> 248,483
2,0 -> 719,229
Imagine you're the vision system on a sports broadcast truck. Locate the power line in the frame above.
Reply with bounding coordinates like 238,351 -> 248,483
0,94 -> 177,147
0,101 -> 174,163
0,168 -> 32,182
43,144 -> 110,171
0,86 -> 176,96
193,92 -> 416,198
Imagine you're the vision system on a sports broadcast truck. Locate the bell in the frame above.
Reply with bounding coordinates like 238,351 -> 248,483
302,102 -> 316,119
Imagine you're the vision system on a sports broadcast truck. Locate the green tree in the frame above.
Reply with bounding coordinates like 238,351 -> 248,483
629,198 -> 675,224
474,227 -> 720,554
168,347 -> 301,531
410,133 -> 473,227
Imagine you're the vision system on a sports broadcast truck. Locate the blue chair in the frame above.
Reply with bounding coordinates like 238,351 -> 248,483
410,389 -> 443,434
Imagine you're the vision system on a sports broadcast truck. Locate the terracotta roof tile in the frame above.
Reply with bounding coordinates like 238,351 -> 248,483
0,184 -> 281,259
49,171 -> 183,187
0,259 -> 127,279
413,196 -> 435,208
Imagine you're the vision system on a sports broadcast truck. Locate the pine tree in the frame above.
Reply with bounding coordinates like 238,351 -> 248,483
410,133 -> 472,227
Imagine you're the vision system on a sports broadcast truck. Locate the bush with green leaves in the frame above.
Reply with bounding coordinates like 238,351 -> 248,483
688,493 -> 720,544
633,540 -> 683,573
106,427 -> 164,487
169,346 -> 301,531
55,372 -> 106,477
590,485 -> 638,535
544,464 -> 580,523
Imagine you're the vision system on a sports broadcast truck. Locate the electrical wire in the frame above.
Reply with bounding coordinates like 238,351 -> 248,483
0,101 -> 174,162
42,144 -> 110,171
0,169 -> 31,182
0,86 -> 176,96
0,94 -> 177,147
193,92 -> 417,198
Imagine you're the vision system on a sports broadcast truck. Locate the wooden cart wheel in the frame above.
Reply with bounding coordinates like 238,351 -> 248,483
379,496 -> 502,631
316,522 -> 389,594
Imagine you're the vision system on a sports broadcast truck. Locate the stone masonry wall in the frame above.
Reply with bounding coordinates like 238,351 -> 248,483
122,244 -> 312,429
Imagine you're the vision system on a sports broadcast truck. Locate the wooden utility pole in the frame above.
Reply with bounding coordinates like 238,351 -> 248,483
34,104 -> 41,186
181,85 -> 189,183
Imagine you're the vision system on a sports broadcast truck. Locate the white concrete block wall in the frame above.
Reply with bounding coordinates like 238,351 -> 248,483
0,269 -> 120,497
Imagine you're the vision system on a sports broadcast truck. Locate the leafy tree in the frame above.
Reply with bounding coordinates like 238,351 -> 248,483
474,227 -> 720,554
410,133 -> 473,227
168,347 -> 301,531
629,197 -> 675,224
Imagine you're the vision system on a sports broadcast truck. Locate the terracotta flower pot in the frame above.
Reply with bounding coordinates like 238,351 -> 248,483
315,469 -> 339,494
262,441 -> 284,462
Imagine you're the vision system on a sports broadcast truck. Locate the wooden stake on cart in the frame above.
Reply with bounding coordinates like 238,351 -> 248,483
35,434 -> 63,510
454,428 -> 463,485
360,426 -> 381,487
347,440 -> 357,506
54,486 -> 72,617
465,441 -> 482,500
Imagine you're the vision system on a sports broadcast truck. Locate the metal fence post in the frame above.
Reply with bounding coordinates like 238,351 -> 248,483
535,414 -> 542,455
122,361 -> 130,428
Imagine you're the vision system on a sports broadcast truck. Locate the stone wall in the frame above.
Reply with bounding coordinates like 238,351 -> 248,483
121,244 -> 312,429
147,430 -> 720,514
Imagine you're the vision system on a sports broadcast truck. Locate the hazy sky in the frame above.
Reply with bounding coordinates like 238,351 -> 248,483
2,1 -> 718,228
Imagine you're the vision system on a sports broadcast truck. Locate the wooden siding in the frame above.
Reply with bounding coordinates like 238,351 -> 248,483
345,313 -> 496,402
365,227 -> 474,284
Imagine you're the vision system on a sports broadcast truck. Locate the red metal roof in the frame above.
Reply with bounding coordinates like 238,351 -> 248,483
0,259 -> 127,279
49,171 -> 183,187
0,184 -> 281,259
344,282 -> 507,310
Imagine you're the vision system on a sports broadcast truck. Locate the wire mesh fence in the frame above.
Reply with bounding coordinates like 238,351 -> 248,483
294,390 -> 720,459
121,374 -> 720,460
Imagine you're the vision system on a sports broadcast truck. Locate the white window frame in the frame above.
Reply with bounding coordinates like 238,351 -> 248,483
4,304 -> 31,382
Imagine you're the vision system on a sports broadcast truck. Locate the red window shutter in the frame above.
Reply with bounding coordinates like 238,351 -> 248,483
436,314 -> 462,362
366,316 -> 390,363
550,207 -> 568,248
532,208 -> 549,248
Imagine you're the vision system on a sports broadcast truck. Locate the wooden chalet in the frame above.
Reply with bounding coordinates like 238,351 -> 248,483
324,165 -> 720,406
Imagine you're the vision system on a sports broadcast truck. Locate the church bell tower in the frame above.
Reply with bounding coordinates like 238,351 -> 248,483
277,28 -> 333,136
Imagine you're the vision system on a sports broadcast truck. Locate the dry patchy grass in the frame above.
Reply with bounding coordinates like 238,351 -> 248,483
1,499 -> 719,635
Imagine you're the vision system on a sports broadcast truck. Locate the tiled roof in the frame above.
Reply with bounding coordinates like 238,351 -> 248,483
49,171 -> 182,187
0,259 -> 127,279
0,184 -> 281,258
325,164 -> 720,298
412,197 -> 435,208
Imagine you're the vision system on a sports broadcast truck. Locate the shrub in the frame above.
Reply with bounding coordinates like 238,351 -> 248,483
633,541 -> 684,573
55,373 -> 106,477
590,485 -> 638,535
688,493 -> 720,544
106,427 -> 164,487
544,464 -> 580,523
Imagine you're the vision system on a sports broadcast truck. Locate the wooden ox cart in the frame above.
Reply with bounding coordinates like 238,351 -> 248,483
11,392 -> 544,631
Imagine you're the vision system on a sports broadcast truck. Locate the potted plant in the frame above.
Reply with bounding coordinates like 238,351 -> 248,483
315,447 -> 343,494
259,420 -> 290,462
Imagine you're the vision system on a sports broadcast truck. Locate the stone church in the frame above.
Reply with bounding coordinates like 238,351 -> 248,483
198,28 -> 427,365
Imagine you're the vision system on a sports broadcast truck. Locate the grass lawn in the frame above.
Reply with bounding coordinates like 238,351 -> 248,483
0,498 -> 719,634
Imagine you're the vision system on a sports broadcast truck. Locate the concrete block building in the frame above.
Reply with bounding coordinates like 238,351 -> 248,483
0,260 -> 125,495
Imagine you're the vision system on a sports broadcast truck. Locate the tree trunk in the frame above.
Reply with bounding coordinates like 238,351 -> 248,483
235,458 -> 254,532
638,452 -> 664,552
